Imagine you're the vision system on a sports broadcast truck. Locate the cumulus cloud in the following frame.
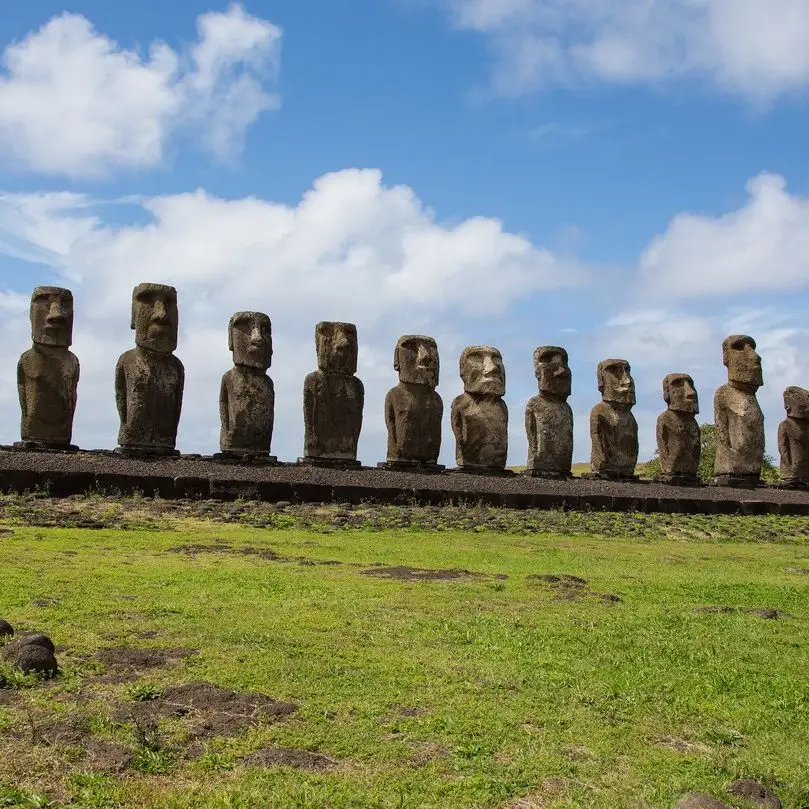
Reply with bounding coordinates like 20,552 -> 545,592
0,168 -> 584,462
638,173 -> 809,300
0,4 -> 281,177
447,0 -> 809,102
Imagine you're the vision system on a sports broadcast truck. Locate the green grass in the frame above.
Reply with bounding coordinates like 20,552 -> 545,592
0,502 -> 808,807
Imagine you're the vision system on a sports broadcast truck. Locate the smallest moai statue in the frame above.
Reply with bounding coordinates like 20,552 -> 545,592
656,373 -> 701,485
16,287 -> 80,451
778,386 -> 809,489
524,346 -> 573,479
450,346 -> 511,475
584,359 -> 639,480
217,312 -> 276,463
379,335 -> 444,472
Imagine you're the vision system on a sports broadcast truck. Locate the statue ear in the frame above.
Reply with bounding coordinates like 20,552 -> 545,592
596,365 -> 605,394
393,345 -> 400,372
662,376 -> 671,404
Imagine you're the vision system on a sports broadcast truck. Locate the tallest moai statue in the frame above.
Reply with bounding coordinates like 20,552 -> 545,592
17,287 -> 80,451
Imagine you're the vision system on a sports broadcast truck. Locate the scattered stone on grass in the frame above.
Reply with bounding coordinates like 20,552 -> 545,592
360,565 -> 499,582
243,746 -> 335,771
166,542 -> 284,562
32,597 -> 60,608
0,528 -> 13,536
0,618 -> 13,638
527,573 -> 622,603
652,734 -> 711,755
784,568 -> 809,574
94,646 -> 197,672
1,633 -> 58,675
727,779 -> 782,809
676,794 -> 733,809
119,681 -> 296,742
749,608 -> 790,620
694,606 -> 792,619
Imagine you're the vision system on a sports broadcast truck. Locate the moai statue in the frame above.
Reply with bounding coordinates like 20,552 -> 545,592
16,287 -> 80,451
586,359 -> 639,480
524,346 -> 573,479
379,335 -> 444,472
656,373 -> 700,485
451,346 -> 510,474
301,322 -> 364,468
115,283 -> 184,457
778,386 -> 809,488
713,335 -> 764,487
217,312 -> 276,462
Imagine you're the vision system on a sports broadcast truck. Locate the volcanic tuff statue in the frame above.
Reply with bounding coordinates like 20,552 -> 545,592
713,335 -> 764,486
115,283 -> 184,456
219,312 -> 275,459
588,359 -> 638,479
382,335 -> 443,470
451,346 -> 508,472
525,346 -> 573,478
778,386 -> 809,488
656,373 -> 700,484
17,287 -> 80,450
302,322 -> 364,466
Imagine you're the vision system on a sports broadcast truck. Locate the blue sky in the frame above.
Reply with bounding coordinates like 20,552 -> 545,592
1,0 -> 809,466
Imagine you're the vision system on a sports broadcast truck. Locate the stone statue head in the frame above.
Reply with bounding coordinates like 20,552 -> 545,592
131,283 -> 178,353
30,286 -> 73,348
460,346 -> 505,396
229,311 -> 272,370
722,334 -> 762,388
663,372 -> 699,414
533,346 -> 571,399
597,359 -> 635,406
784,386 -> 809,419
394,335 -> 439,388
316,321 -> 358,375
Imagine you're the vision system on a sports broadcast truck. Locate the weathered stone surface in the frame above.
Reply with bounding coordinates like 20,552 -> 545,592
525,346 -> 573,478
778,386 -> 809,486
588,359 -> 638,479
714,335 -> 764,485
2,633 -> 58,675
0,618 -> 13,637
383,335 -> 443,468
657,373 -> 700,484
451,346 -> 508,471
302,322 -> 363,464
115,284 -> 184,456
219,312 -> 275,458
727,779 -> 781,809
17,287 -> 79,450
676,795 -> 732,809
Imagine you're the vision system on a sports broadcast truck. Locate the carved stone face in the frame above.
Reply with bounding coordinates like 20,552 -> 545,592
723,334 -> 762,388
598,359 -> 635,406
460,346 -> 505,396
784,386 -> 809,419
229,312 -> 272,370
663,372 -> 699,414
131,283 -> 178,353
395,335 -> 439,387
534,346 -> 571,398
30,287 -> 73,348
316,322 -> 358,375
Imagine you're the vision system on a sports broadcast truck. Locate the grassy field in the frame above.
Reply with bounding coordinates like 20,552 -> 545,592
1,495 -> 808,808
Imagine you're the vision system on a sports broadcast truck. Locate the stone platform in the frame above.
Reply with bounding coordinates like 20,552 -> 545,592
1,448 -> 808,515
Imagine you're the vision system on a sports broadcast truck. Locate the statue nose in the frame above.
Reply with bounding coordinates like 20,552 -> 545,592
46,302 -> 64,322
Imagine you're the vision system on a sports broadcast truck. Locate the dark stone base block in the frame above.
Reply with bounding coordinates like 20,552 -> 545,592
449,466 -> 515,477
297,457 -> 362,470
581,472 -> 641,482
115,446 -> 181,459
377,460 -> 445,474
712,474 -> 762,489
779,477 -> 809,490
213,452 -> 279,466
13,441 -> 79,453
523,468 -> 573,480
657,474 -> 702,487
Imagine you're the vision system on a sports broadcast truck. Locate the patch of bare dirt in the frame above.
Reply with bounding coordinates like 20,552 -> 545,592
361,566 -> 505,581
653,734 -> 711,755
694,606 -> 792,619
527,574 -> 623,603
94,646 -> 197,670
243,746 -> 335,771
502,777 -> 571,808
83,740 -> 134,773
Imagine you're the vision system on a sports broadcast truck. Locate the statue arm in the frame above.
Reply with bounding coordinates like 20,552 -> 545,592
16,357 -> 26,420
656,415 -> 668,468
525,402 -> 538,462
384,390 -> 397,459
219,374 -> 230,434
778,421 -> 790,470
70,357 -> 80,419
114,357 -> 127,424
268,378 -> 275,444
303,374 -> 317,453
590,407 -> 608,466
714,389 -> 730,450
450,398 -> 466,445
175,360 -> 185,430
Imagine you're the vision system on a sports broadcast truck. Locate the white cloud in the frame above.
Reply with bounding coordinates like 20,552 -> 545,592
0,4 -> 281,177
447,0 -> 809,102
0,168 -> 583,463
638,173 -> 809,300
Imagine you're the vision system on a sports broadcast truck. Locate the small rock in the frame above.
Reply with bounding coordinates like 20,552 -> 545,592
676,794 -> 733,809
748,608 -> 789,620
727,779 -> 781,809
0,618 -> 13,638
3,643 -> 58,676
275,501 -> 292,508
